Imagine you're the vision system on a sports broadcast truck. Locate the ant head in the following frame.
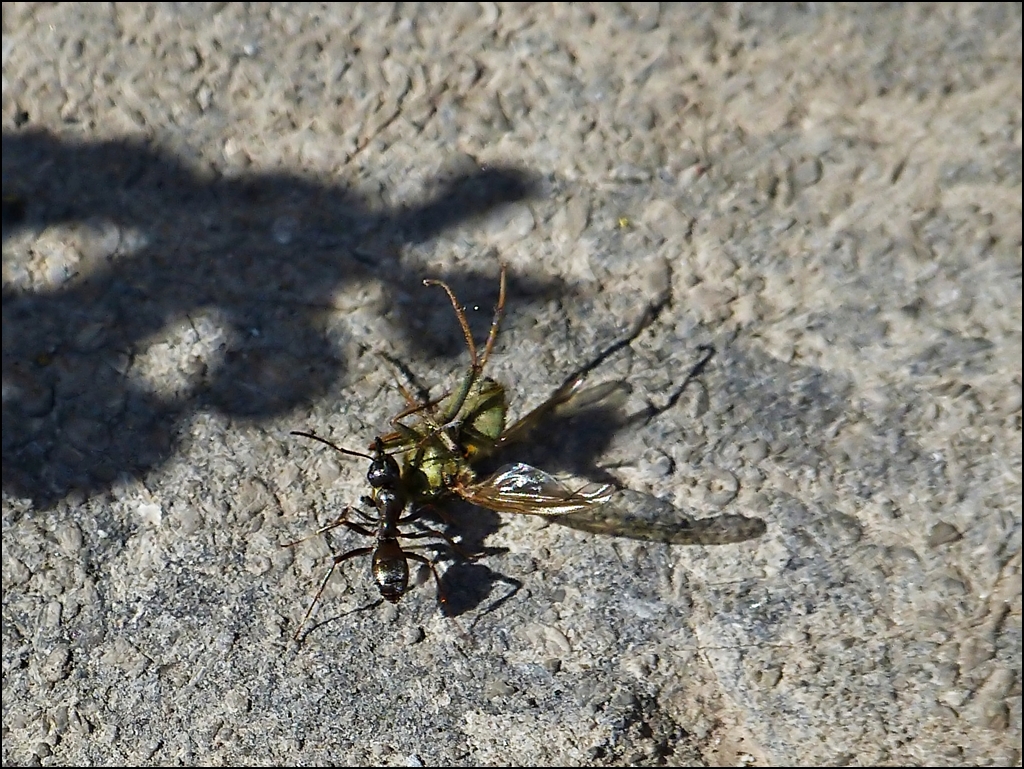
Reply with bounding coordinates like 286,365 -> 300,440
367,438 -> 401,489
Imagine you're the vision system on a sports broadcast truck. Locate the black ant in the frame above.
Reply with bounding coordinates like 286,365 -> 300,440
284,431 -> 466,641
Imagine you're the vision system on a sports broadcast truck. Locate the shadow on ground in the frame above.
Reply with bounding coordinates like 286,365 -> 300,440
2,128 -> 556,508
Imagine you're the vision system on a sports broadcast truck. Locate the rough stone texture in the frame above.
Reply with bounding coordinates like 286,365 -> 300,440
2,3 -> 1020,766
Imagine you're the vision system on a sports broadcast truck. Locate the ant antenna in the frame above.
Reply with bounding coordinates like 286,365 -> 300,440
290,430 -> 373,461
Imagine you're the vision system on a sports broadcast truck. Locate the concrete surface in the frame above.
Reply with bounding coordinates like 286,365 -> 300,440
2,3 -> 1021,766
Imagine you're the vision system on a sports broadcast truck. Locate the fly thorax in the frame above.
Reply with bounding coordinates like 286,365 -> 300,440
456,378 -> 507,448
411,444 -> 450,497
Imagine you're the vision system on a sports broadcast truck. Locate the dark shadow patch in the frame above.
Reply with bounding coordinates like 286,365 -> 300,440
2,128 -> 557,508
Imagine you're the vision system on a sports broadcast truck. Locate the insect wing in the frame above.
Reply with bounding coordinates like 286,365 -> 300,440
459,462 -> 616,516
498,379 -> 631,450
559,488 -> 767,545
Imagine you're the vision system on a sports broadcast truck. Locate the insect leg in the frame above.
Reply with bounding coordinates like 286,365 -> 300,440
406,550 -> 450,611
496,290 -> 675,448
377,351 -> 435,411
280,507 -> 361,548
478,262 -> 507,372
292,545 -> 374,641
403,526 -> 478,562
422,277 -> 479,368
639,343 -> 715,421
376,420 -> 427,453
380,401 -> 462,457
391,392 -> 443,422
423,266 -> 506,426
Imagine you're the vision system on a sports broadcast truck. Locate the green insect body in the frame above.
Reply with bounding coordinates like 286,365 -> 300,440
390,376 -> 509,504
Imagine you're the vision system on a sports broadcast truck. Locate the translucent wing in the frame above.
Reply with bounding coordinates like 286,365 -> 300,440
457,462 -> 616,516
559,488 -> 767,546
498,378 -> 630,450
461,464 -> 767,544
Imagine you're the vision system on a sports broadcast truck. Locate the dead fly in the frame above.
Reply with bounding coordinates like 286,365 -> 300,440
374,265 -> 765,544
287,264 -> 765,638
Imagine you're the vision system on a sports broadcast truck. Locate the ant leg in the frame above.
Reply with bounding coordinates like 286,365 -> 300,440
398,501 -> 452,527
406,547 -> 478,644
281,510 -> 376,548
341,519 -> 376,537
292,545 -> 373,641
397,504 -> 428,525
395,502 -> 435,530
403,526 -> 478,562
398,504 -> 474,549
281,507 -> 357,548
406,551 -> 450,612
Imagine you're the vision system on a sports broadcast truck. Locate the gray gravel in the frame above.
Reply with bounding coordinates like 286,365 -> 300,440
3,3 -> 1021,766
